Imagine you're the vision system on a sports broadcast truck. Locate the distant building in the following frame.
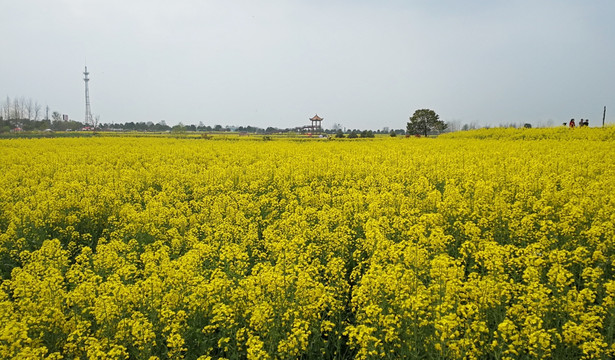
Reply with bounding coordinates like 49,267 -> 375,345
302,114 -> 324,134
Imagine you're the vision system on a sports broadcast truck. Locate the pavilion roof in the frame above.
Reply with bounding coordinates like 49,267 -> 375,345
310,114 -> 323,121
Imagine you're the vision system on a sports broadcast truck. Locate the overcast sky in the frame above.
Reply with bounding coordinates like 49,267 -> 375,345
2,0 -> 614,129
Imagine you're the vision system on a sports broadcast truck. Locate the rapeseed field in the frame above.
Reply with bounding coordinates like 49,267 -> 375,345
1,128 -> 614,359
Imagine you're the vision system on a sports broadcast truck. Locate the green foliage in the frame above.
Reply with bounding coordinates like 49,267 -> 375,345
172,123 -> 186,133
360,130 -> 374,138
407,108 -> 447,136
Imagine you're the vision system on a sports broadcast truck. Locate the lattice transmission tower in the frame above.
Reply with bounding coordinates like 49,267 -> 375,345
83,66 -> 93,126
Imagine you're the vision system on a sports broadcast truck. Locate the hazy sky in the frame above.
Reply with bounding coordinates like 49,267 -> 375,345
2,0 -> 614,129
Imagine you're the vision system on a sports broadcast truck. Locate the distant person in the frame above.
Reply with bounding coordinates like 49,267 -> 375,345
585,119 -> 589,127
569,119 -> 575,128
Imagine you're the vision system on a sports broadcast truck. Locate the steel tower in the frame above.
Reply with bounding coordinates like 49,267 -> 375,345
83,66 -> 93,126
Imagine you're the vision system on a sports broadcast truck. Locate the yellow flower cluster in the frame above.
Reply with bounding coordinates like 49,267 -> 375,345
0,128 -> 614,359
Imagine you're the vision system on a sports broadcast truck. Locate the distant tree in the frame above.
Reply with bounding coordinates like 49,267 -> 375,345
407,109 -> 447,136
51,111 -> 62,122
33,102 -> 41,121
154,120 -> 170,132
360,130 -> 374,138
25,99 -> 33,120
172,123 -> 186,133
11,97 -> 23,120
390,130 -> 397,137
39,118 -> 51,129
445,120 -> 461,132
348,130 -> 358,139
51,118 -> 65,131
335,129 -> 345,138
0,119 -> 10,133
2,97 -> 9,120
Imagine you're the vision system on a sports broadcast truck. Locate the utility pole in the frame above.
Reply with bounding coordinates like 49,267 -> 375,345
603,106 -> 607,127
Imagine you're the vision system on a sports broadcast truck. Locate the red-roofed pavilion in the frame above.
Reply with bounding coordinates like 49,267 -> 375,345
309,114 -> 323,133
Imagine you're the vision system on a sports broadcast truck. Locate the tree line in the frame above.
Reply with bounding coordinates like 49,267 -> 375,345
0,112 -> 408,135
1,96 -> 46,121
0,96 -> 78,132
1,98 -> 453,136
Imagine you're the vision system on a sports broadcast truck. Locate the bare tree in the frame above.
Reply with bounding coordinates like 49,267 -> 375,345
2,97 -> 47,121
445,120 -> 461,132
12,98 -> 21,119
33,101 -> 42,121
25,98 -> 33,120
1,97 -> 9,120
